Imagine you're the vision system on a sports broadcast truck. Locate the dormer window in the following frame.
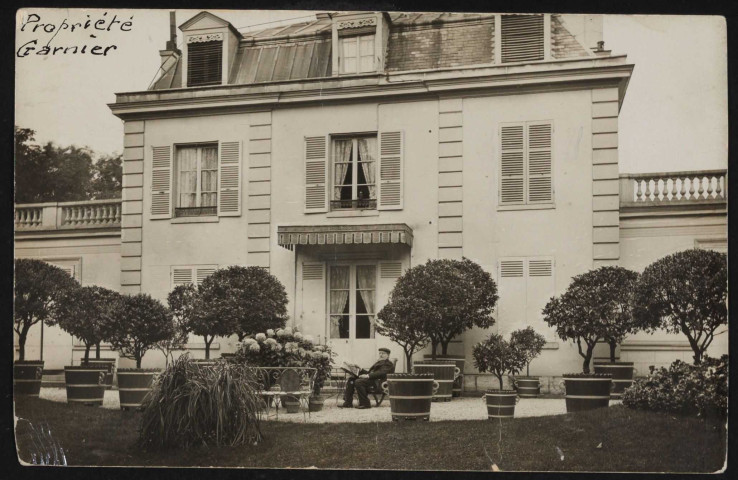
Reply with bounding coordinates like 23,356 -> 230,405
187,36 -> 222,86
500,14 -> 545,63
339,34 -> 375,74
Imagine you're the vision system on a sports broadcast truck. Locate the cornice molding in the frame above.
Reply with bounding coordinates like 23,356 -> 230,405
187,33 -> 224,43
110,60 -> 633,120
337,17 -> 376,30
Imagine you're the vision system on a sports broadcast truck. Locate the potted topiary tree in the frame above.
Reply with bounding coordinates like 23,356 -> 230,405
473,333 -> 527,419
197,266 -> 289,343
376,296 -> 431,372
634,249 -> 727,366
109,293 -> 174,410
14,259 -> 79,397
584,267 -> 656,398
385,258 -> 498,399
50,286 -> 121,401
543,270 -> 619,412
509,327 -> 547,398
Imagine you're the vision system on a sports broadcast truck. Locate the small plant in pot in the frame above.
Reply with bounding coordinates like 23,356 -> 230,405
473,333 -> 527,419
108,293 -> 174,410
509,327 -> 547,398
52,285 -> 121,393
13,259 -> 79,396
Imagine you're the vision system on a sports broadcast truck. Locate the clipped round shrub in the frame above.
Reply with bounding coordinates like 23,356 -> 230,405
622,355 -> 728,418
138,354 -> 263,450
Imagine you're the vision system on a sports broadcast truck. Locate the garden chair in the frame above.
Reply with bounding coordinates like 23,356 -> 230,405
252,367 -> 316,421
345,358 -> 397,407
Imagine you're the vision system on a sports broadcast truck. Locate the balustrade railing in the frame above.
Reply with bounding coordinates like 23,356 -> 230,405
620,170 -> 726,205
15,199 -> 122,232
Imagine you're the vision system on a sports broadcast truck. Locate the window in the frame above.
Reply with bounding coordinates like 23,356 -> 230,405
171,265 -> 217,288
339,35 -> 375,74
332,136 -> 377,210
187,41 -> 222,86
497,257 -> 554,334
175,144 -> 218,217
499,121 -> 553,206
500,14 -> 545,64
329,264 -> 376,340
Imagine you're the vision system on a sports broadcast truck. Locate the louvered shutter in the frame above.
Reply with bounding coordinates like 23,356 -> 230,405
501,15 -> 545,63
218,141 -> 241,217
380,262 -> 403,279
499,125 -> 525,205
187,41 -> 222,87
498,259 -> 526,332
302,263 -> 325,281
172,267 -> 194,287
151,146 -> 172,219
304,136 -> 328,213
527,122 -> 553,203
378,131 -> 403,210
196,266 -> 217,286
526,258 -> 555,332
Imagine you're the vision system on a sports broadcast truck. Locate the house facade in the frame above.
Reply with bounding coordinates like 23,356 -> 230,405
15,11 -> 727,386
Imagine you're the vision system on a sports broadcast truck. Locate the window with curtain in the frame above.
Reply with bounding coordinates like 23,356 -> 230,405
339,34 -> 375,74
328,264 -> 376,340
175,144 -> 218,217
332,136 -> 377,210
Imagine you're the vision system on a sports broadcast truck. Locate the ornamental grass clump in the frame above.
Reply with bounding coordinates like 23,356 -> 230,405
138,354 -> 263,450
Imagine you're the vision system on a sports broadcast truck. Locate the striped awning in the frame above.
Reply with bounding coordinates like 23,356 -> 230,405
277,224 -> 413,250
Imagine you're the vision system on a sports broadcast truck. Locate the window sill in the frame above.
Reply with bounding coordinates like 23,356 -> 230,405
497,204 -> 555,212
327,210 -> 380,218
171,216 -> 220,224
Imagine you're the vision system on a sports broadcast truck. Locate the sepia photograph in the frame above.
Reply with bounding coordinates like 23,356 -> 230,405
13,6 -> 728,471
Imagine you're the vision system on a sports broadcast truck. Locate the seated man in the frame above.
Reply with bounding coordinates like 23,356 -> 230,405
340,348 -> 395,409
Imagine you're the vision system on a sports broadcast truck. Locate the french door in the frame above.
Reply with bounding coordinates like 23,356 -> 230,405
328,264 -> 377,366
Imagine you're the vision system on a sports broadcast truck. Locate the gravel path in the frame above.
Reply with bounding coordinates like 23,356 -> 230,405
38,388 -> 620,423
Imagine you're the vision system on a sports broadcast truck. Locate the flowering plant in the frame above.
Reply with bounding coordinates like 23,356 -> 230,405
622,355 -> 728,418
234,326 -> 334,395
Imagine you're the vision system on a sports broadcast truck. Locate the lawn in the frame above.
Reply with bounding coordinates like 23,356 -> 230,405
14,396 -> 726,471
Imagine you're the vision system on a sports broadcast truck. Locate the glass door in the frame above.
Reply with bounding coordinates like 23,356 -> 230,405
328,264 -> 377,366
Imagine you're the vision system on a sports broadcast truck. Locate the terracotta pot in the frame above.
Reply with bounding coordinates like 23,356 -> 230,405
308,395 -> 325,412
383,373 -> 438,421
14,361 -> 44,397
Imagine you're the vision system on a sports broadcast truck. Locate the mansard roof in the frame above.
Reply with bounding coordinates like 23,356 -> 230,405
152,12 -> 592,90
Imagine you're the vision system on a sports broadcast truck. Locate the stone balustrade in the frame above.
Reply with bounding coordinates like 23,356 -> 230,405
620,170 -> 726,205
15,199 -> 122,232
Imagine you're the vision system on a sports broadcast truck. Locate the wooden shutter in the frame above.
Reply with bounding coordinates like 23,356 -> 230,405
378,131 -> 403,210
499,125 -> 525,205
302,263 -> 324,281
172,267 -> 194,287
501,15 -> 545,63
196,266 -> 217,285
151,146 -> 172,219
527,123 -> 553,203
187,41 -> 222,87
218,141 -> 241,217
498,259 -> 526,334
304,136 -> 328,213
380,262 -> 403,279
526,257 -> 555,333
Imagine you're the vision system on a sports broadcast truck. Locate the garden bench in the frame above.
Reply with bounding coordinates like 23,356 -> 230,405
249,367 -> 316,420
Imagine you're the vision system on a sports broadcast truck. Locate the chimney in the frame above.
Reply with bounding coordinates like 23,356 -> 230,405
155,11 -> 181,88
165,11 -> 179,53
591,40 -> 611,57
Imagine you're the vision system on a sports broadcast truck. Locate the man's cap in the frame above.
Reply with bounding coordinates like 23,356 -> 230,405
378,348 -> 391,354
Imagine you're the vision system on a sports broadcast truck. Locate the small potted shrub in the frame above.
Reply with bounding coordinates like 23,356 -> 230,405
52,286 -> 121,395
14,259 -> 79,397
109,293 -> 174,410
543,271 -> 618,412
509,327 -> 547,397
473,333 -> 527,419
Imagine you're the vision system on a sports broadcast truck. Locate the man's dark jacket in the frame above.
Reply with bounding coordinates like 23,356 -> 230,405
360,359 -> 395,388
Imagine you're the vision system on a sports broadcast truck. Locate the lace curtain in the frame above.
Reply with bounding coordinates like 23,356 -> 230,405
357,138 -> 376,199
333,140 -> 352,200
329,266 -> 350,338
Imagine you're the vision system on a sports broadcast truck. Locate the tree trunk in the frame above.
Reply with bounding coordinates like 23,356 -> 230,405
136,356 -> 142,369
609,340 -> 617,363
95,342 -> 101,359
405,349 -> 413,373
205,336 -> 212,360
496,374 -> 504,390
693,351 -> 702,365
430,341 -> 438,360
526,362 -> 530,377
582,352 -> 592,374
441,339 -> 450,356
84,344 -> 91,363
17,330 -> 28,361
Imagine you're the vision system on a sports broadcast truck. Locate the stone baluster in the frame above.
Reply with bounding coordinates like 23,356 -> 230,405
679,176 -> 687,201
697,176 -> 706,200
688,177 -> 696,200
715,175 -> 723,199
634,179 -> 644,202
